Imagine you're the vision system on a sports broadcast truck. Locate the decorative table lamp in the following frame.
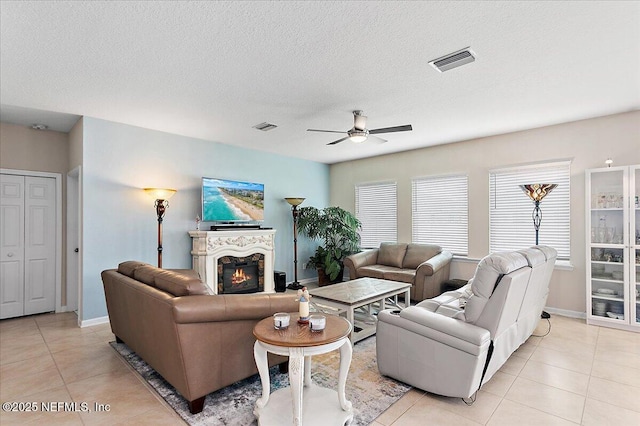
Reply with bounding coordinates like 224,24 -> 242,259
144,188 -> 177,268
284,197 -> 305,290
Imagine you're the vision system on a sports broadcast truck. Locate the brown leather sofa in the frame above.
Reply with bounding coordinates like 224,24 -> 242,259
344,243 -> 453,302
102,261 -> 298,414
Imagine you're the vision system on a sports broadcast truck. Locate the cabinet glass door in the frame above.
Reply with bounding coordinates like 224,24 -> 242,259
589,168 -> 627,322
633,166 -> 639,324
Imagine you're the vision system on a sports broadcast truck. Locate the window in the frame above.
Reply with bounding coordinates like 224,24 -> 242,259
412,174 -> 468,256
489,161 -> 570,260
355,182 -> 397,248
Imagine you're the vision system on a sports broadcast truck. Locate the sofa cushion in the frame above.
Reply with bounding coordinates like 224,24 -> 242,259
357,265 -> 388,279
383,269 -> 416,284
402,244 -> 441,269
154,270 -> 209,296
133,264 -> 160,286
117,261 -> 149,278
377,243 -> 408,268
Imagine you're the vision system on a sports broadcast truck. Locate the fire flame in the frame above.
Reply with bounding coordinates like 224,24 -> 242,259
231,268 -> 251,285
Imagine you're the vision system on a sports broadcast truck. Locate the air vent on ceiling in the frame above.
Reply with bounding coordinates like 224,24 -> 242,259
429,47 -> 476,72
252,122 -> 278,131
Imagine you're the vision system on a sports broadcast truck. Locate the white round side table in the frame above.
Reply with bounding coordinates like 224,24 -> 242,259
253,313 -> 353,426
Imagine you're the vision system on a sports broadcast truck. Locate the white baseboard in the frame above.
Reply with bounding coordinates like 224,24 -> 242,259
287,277 -> 317,286
80,316 -> 110,328
544,307 -> 586,319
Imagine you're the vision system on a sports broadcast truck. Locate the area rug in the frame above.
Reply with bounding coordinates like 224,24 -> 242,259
111,336 -> 410,425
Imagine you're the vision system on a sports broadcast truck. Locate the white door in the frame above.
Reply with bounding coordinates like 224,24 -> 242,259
24,176 -> 56,315
0,174 -> 56,319
0,174 -> 25,319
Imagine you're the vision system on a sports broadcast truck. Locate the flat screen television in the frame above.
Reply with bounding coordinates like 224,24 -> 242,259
201,177 -> 264,223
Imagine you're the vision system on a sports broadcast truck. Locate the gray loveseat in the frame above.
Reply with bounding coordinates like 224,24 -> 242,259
343,242 -> 453,302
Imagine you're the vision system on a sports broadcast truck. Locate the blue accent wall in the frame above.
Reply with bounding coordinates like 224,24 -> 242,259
81,117 -> 328,321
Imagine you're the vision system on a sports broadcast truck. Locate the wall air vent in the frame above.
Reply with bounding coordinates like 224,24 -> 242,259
429,47 -> 476,72
252,122 -> 278,131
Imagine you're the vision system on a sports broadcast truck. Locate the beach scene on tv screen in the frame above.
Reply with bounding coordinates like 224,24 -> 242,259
203,178 -> 264,222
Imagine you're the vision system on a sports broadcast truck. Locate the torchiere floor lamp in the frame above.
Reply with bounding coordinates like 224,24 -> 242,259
285,197 -> 305,290
520,183 -> 557,319
144,188 -> 177,268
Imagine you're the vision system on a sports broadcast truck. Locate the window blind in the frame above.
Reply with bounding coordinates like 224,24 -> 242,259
412,174 -> 468,256
489,161 -> 570,260
355,182 -> 397,249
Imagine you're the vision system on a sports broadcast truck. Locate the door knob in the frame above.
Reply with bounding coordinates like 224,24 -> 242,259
74,248 -> 79,253
7,253 -> 13,257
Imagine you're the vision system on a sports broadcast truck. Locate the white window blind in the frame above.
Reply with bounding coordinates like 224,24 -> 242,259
489,161 -> 570,260
412,174 -> 468,256
355,182 -> 397,248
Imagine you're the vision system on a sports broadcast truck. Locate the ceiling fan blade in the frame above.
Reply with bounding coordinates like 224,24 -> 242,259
368,135 -> 388,144
353,113 -> 367,131
307,129 -> 347,134
327,136 -> 350,145
369,124 -> 413,134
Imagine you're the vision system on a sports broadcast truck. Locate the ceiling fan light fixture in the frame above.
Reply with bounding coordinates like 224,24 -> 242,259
348,131 -> 368,143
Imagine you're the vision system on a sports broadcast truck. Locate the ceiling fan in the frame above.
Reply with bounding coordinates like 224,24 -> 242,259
307,110 -> 412,145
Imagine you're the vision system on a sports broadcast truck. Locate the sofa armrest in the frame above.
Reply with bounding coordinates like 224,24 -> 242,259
378,307 -> 490,355
415,250 -> 453,276
172,293 -> 298,324
344,249 -> 379,279
413,250 -> 453,301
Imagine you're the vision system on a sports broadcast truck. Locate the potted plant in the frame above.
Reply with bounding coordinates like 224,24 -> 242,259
297,206 -> 361,286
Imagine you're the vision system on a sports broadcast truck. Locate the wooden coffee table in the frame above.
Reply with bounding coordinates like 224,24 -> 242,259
253,313 -> 353,426
309,277 -> 411,343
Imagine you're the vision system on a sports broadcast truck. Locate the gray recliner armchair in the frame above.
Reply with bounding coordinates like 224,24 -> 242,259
376,246 -> 556,399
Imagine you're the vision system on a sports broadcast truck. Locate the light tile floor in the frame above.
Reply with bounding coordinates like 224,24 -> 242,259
0,312 -> 638,425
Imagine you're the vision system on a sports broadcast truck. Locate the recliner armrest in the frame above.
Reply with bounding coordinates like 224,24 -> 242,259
378,306 -> 490,356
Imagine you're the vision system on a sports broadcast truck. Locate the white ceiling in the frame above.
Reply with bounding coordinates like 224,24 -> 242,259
1,1 -> 639,164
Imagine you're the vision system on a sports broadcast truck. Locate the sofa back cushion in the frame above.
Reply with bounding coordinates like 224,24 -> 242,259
154,270 -> 210,296
377,243 -> 408,268
402,244 -> 442,269
119,261 -> 209,296
133,264 -> 161,286
117,261 -> 149,278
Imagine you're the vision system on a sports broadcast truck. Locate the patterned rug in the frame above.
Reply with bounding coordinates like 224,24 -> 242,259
110,336 -> 410,425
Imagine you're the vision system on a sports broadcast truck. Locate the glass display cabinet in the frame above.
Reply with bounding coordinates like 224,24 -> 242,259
586,165 -> 639,331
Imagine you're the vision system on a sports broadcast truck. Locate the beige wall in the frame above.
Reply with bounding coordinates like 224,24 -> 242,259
0,122 -> 71,305
330,111 -> 640,314
1,122 -> 69,172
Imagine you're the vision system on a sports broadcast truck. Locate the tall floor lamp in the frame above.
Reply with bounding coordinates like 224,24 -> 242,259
520,183 -> 557,319
144,188 -> 177,268
284,197 -> 305,290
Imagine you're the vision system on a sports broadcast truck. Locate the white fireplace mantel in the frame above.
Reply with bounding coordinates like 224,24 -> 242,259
189,229 -> 276,294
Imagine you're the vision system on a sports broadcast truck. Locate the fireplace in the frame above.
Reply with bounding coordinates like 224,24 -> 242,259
189,229 -> 276,295
217,254 -> 265,294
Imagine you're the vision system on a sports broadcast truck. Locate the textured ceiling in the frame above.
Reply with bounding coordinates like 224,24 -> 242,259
1,1 -> 639,164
